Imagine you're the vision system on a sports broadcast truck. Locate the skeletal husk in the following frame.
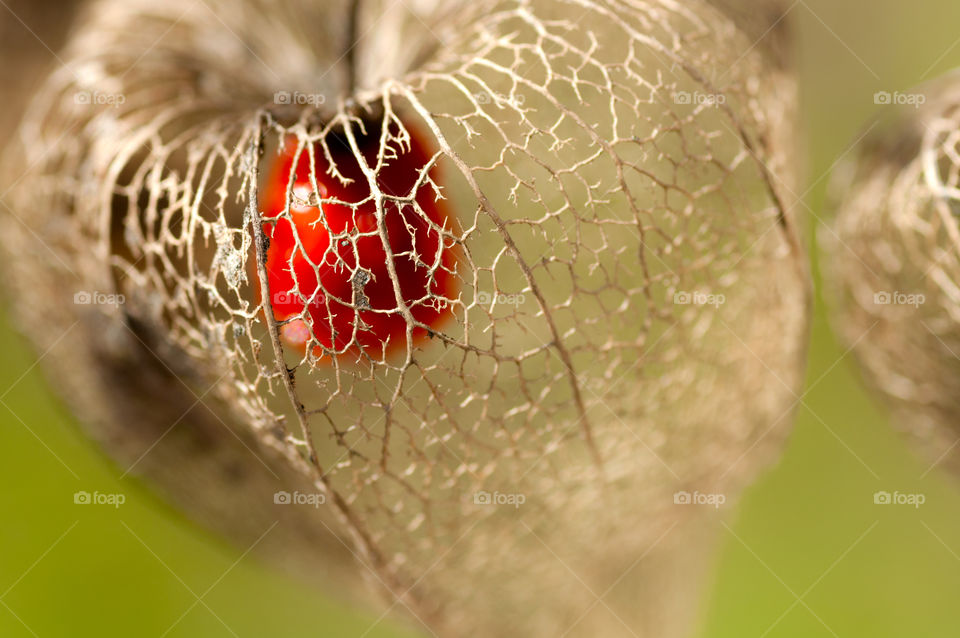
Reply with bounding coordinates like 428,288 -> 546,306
825,72 -> 960,476
0,1 -> 808,636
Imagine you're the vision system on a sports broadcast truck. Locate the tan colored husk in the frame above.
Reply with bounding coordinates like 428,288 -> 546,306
0,1 -> 808,636
825,72 -> 960,477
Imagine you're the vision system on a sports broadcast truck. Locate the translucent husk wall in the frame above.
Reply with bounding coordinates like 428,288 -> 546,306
0,1 -> 808,636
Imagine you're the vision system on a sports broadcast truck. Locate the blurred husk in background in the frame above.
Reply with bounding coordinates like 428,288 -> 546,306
825,71 -> 960,477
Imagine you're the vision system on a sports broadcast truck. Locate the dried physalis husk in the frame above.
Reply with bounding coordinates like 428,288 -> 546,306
0,0 -> 808,636
825,72 -> 960,477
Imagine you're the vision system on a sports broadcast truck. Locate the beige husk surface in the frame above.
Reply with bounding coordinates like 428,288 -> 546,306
825,73 -> 960,478
0,1 -> 809,636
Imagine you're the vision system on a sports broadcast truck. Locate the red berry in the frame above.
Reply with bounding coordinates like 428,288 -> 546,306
260,120 -> 461,363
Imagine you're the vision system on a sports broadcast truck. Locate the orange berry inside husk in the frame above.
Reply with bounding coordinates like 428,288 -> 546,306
260,119 -> 462,363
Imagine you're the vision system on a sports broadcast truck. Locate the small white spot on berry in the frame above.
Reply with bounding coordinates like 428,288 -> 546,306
279,315 -> 311,348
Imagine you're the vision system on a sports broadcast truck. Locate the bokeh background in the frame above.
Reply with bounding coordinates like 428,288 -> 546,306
3,1 -> 960,636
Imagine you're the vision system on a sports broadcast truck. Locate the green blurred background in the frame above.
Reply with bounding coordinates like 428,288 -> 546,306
4,1 -> 960,636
